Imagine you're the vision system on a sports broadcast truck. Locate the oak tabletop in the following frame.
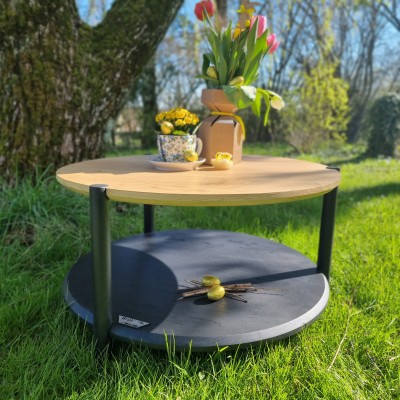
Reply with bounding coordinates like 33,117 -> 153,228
56,155 -> 340,206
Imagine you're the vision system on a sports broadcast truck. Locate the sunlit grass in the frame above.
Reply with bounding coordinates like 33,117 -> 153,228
1,146 -> 399,399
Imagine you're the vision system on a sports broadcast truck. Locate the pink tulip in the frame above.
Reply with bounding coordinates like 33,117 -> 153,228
267,34 -> 280,54
194,0 -> 216,21
249,16 -> 267,38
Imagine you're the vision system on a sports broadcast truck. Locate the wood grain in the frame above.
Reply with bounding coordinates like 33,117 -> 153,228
56,155 -> 340,206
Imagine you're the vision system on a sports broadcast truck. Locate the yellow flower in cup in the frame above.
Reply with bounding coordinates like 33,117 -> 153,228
155,107 -> 200,135
176,109 -> 186,119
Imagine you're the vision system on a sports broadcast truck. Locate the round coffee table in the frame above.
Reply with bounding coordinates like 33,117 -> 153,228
56,155 -> 340,352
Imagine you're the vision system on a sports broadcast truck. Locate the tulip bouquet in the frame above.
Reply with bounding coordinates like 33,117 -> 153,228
194,0 -> 284,125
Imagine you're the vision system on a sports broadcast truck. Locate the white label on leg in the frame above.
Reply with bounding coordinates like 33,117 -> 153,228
118,315 -> 149,328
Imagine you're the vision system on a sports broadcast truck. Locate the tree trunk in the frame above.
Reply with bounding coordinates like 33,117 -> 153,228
0,0 -> 183,180
139,57 -> 158,148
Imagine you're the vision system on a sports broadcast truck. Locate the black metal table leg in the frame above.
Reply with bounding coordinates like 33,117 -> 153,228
90,184 -> 112,353
144,204 -> 155,234
317,185 -> 339,281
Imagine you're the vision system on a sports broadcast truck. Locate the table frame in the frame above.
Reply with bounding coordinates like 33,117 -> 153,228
88,169 -> 339,352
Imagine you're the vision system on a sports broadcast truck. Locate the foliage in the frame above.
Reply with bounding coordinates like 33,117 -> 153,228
366,93 -> 400,157
1,147 -> 400,399
195,1 -> 284,125
283,60 -> 350,153
185,1 -> 399,145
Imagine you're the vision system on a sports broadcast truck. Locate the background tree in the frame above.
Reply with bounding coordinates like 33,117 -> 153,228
379,0 -> 400,31
137,57 -> 158,148
284,60 -> 350,152
335,1 -> 385,141
367,93 -> 400,157
0,0 -> 183,180
245,0 -> 396,147
246,0 -> 307,142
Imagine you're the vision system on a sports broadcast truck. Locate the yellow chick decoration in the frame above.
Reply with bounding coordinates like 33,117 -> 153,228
184,150 -> 199,162
215,152 -> 233,160
211,152 -> 234,169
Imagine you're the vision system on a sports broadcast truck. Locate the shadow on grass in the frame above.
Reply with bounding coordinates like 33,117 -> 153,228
339,182 -> 400,203
108,331 -> 299,360
325,152 -> 369,167
175,180 -> 400,237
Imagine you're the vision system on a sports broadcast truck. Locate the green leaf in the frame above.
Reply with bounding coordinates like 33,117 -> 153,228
195,74 -> 219,89
222,85 -> 257,109
202,54 -> 210,76
244,54 -> 263,85
263,101 -> 271,126
227,48 -> 238,82
245,30 -> 268,74
217,53 -> 228,84
251,90 -> 262,117
257,89 -> 272,126
246,20 -> 258,60
244,30 -> 268,84
204,9 -> 218,37
205,52 -> 216,66
195,74 -> 219,82
206,30 -> 220,65
221,23 -> 232,63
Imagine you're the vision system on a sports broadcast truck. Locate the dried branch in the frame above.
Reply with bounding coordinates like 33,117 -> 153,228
178,278 -> 285,302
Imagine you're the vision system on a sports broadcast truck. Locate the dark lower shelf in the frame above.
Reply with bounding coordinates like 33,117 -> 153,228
64,230 -> 329,351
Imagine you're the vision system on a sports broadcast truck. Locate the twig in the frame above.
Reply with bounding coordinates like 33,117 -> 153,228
225,292 -> 247,303
179,278 -> 287,303
327,296 -> 354,371
178,288 -> 209,299
224,284 -> 256,291
185,279 -> 202,287
327,311 -> 351,371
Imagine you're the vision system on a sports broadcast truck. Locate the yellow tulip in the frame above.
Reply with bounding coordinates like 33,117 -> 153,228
228,76 -> 244,87
233,27 -> 242,39
206,66 -> 218,80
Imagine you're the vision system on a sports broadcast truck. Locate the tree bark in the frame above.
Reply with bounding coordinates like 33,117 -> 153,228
0,0 -> 183,180
138,57 -> 158,148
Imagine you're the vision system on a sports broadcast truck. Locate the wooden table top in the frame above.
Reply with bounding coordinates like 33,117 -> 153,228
56,155 -> 340,206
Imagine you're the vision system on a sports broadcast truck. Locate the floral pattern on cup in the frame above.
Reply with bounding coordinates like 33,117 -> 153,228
157,134 -> 202,162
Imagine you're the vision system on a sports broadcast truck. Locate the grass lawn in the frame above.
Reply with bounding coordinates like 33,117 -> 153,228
1,145 -> 399,399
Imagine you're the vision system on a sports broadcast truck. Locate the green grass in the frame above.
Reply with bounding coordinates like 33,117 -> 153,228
1,147 -> 399,399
